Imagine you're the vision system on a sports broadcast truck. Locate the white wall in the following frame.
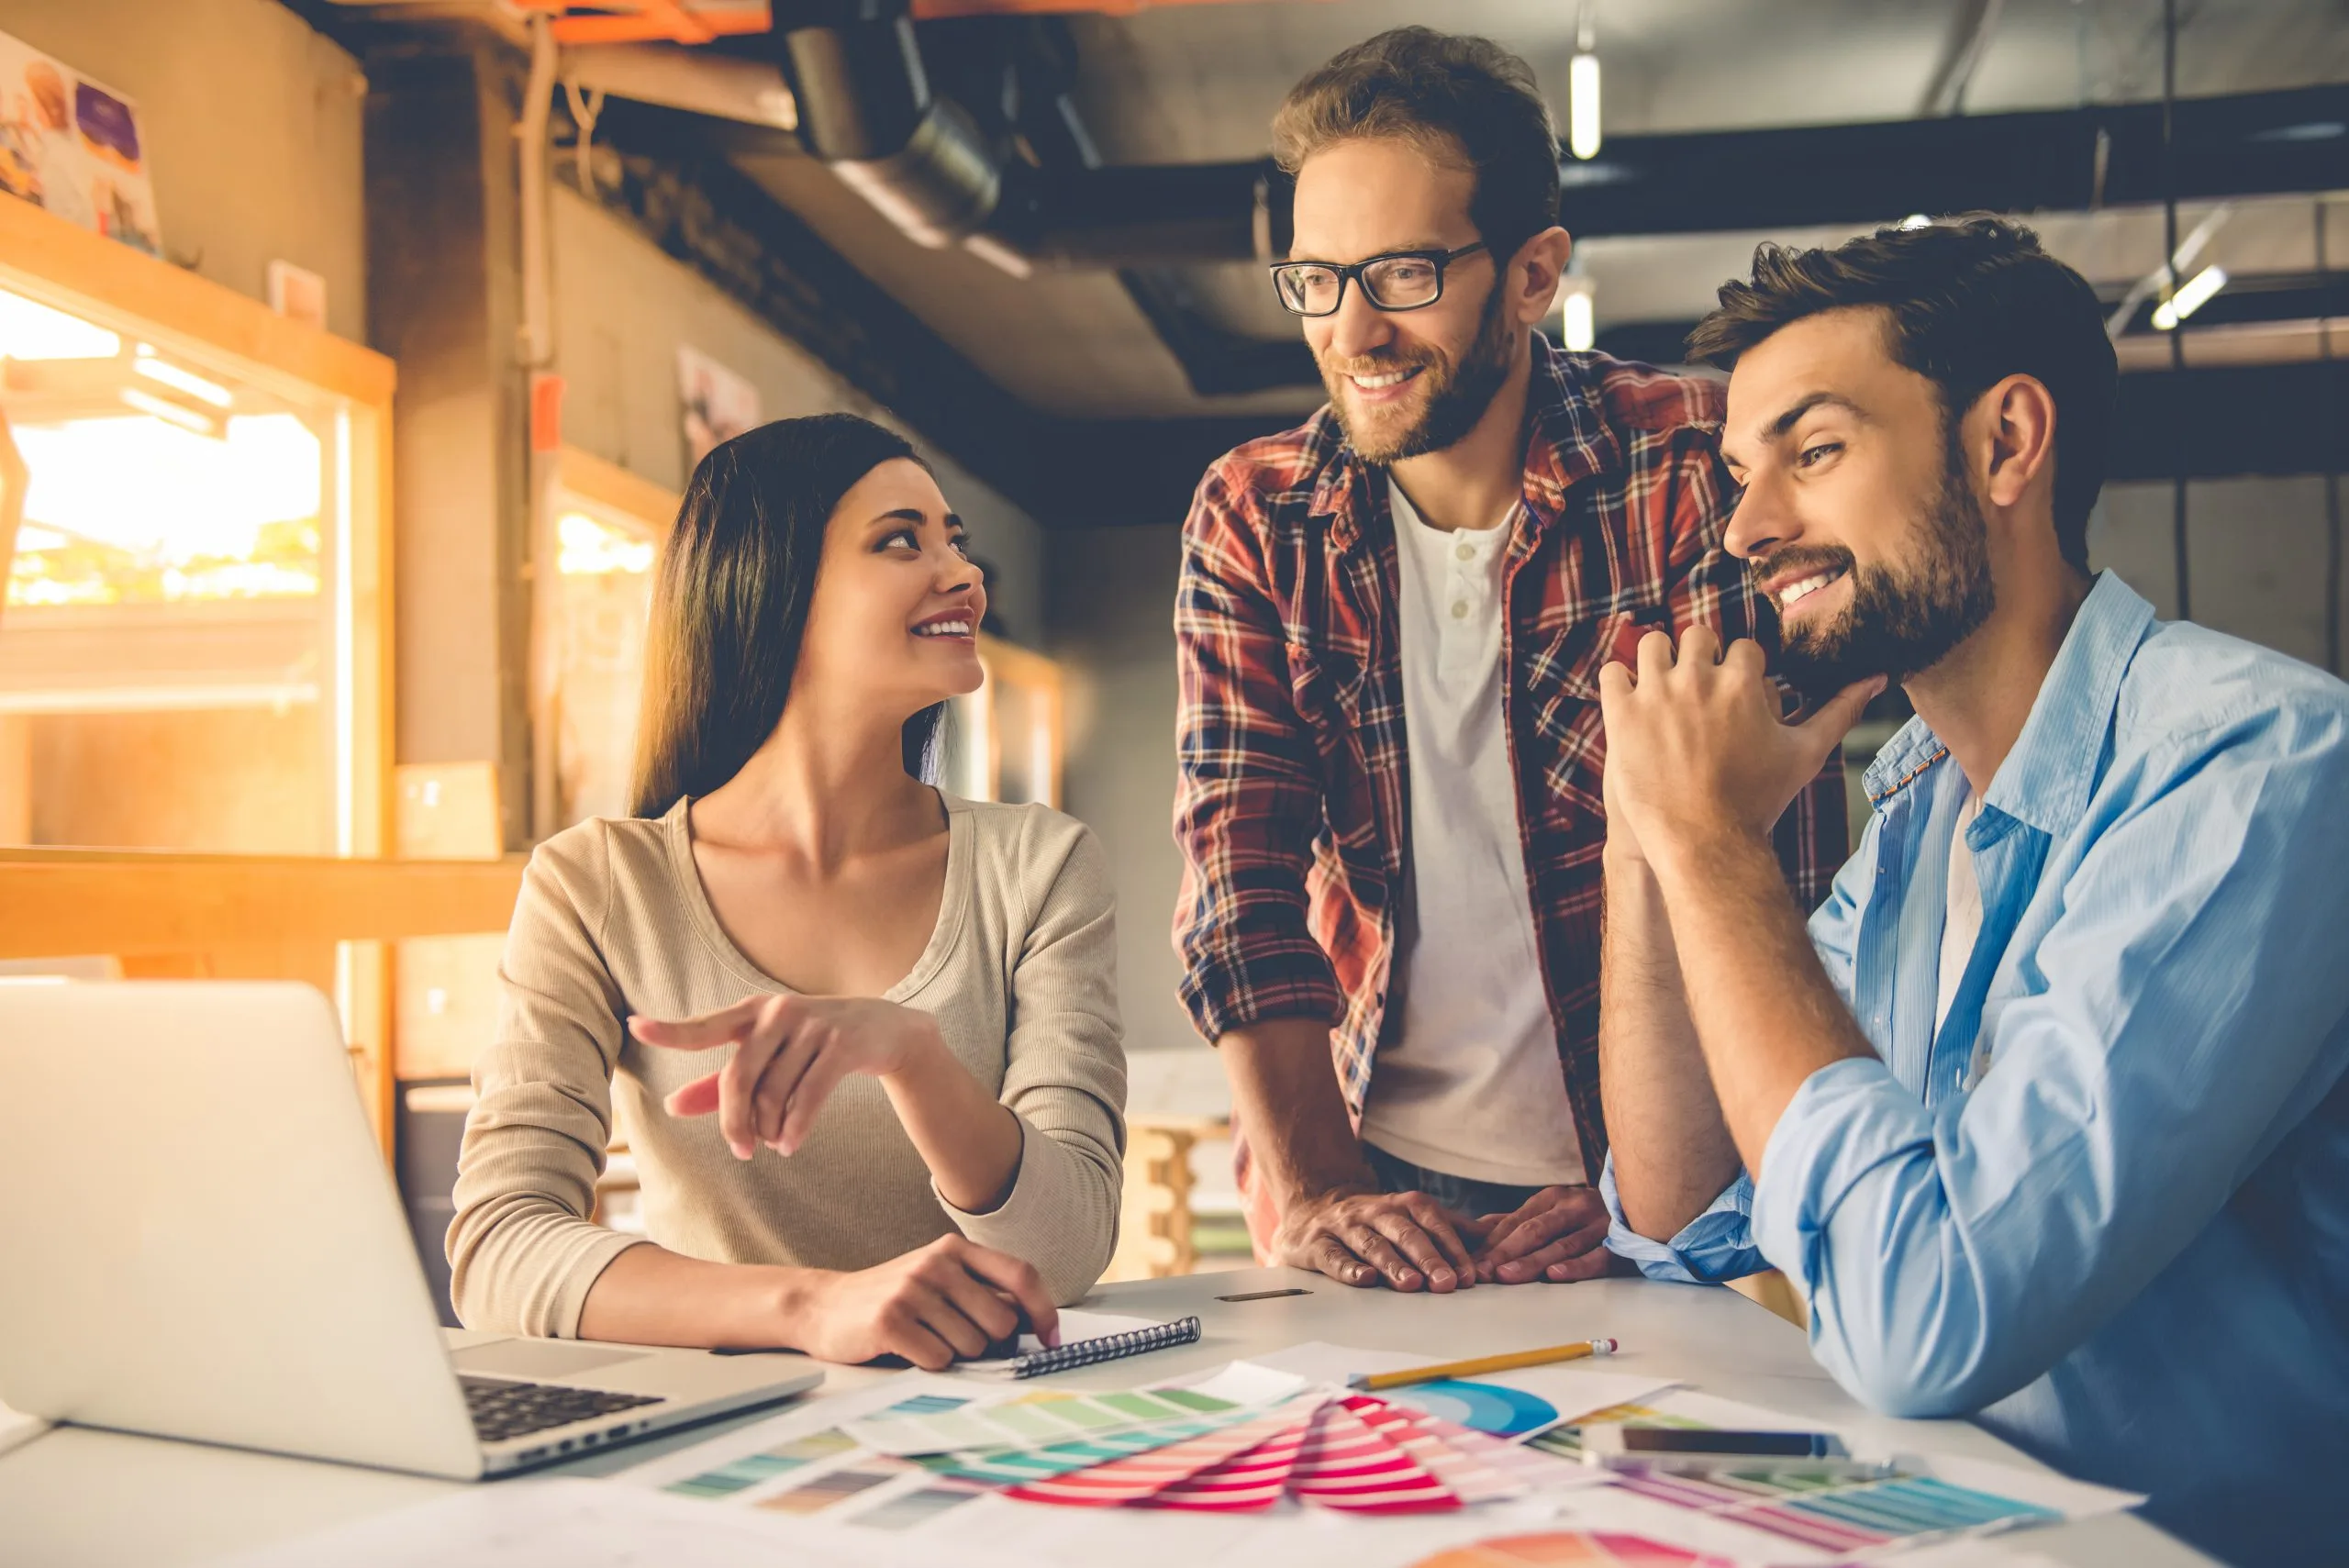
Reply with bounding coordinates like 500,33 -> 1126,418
0,0 -> 368,341
551,185 -> 1047,647
1050,522 -> 1197,1056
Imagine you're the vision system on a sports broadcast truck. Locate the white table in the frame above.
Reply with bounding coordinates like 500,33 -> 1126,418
0,1267 -> 2208,1566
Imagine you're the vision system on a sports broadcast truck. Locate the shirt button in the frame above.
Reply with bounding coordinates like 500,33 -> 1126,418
1456,542 -> 1475,562
1451,601 -> 1469,619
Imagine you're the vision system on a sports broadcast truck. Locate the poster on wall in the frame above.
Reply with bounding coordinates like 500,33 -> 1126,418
0,28 -> 161,254
677,345 -> 762,472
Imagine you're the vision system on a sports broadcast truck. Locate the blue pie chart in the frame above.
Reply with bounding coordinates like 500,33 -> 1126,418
1388,1379 -> 1560,1438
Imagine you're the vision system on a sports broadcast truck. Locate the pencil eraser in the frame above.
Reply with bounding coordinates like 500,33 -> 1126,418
1592,1338 -> 1619,1355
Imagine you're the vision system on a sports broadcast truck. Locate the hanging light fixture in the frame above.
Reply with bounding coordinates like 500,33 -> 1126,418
2151,264 -> 2228,330
1568,6 -> 1601,161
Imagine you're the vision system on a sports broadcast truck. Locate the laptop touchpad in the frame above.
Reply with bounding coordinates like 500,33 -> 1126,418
451,1340 -> 652,1379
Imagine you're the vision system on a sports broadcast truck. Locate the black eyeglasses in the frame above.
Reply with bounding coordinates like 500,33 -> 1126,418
1269,242 -> 1489,317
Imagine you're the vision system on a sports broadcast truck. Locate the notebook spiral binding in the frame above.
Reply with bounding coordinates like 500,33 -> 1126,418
1006,1316 -> 1203,1378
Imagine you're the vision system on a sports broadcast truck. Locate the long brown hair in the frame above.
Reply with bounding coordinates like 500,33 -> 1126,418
629,414 -> 945,819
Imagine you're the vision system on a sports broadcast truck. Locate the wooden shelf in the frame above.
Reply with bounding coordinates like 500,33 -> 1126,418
0,851 -> 524,957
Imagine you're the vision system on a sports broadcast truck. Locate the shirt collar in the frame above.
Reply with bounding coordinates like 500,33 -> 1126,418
1309,334 -> 1621,550
1981,570 -> 2154,835
1861,571 -> 2155,834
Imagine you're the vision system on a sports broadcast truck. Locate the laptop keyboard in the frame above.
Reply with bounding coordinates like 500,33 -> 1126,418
460,1375 -> 664,1443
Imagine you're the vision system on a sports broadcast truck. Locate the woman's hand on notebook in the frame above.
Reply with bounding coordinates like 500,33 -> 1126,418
786,1235 -> 1060,1371
632,995 -> 942,1160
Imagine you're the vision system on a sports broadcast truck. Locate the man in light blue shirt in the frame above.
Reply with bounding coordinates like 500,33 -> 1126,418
1593,216 -> 2349,1563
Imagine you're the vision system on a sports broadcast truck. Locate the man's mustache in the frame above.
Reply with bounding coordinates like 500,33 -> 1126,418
1747,545 -> 1857,599
1319,346 -> 1442,380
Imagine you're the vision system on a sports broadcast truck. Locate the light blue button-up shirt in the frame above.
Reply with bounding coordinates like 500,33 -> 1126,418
1602,573 -> 2349,1563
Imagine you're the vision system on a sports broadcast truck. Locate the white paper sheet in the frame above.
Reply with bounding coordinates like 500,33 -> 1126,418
616,1369 -> 999,1492
0,1401 -> 50,1461
198,1477 -> 1027,1568
206,1468 -> 2088,1568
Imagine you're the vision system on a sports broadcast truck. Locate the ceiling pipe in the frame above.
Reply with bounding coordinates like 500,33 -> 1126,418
560,40 -> 799,131
1918,0 -> 2006,117
781,10 -> 1001,249
777,4 -> 1284,272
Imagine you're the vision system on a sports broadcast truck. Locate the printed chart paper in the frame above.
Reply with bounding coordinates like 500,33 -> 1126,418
1241,1342 -> 1681,1440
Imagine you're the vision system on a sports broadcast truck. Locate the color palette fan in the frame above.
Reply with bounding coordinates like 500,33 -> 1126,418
999,1389 -> 1587,1515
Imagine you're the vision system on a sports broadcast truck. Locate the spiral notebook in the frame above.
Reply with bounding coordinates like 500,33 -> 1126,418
962,1310 -> 1203,1379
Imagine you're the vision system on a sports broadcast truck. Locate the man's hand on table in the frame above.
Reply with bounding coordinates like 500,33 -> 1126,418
1269,1187 -> 1486,1292
1468,1185 -> 1620,1283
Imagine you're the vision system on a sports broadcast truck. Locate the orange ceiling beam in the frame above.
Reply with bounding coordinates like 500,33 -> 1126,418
912,0 -> 1330,14
515,2 -> 770,46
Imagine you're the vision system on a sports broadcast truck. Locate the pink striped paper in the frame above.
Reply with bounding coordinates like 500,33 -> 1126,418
1003,1396 -> 1324,1508
1288,1399 -> 1461,1513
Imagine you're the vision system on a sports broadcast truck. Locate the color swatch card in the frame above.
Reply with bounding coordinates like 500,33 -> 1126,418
1000,1392 -> 1331,1507
1286,1397 -> 1462,1513
845,1362 -> 1308,1456
1348,1397 -> 1593,1503
921,1403 -> 1279,1488
1527,1389 -> 2141,1559
1141,1415 -> 1317,1511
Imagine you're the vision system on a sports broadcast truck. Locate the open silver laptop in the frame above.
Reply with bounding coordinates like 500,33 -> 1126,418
0,980 -> 821,1479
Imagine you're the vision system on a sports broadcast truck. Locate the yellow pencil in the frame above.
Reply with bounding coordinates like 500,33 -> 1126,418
1345,1338 -> 1619,1391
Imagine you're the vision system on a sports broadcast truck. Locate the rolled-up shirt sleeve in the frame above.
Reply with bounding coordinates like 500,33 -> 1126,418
1601,819 -> 1876,1285
1601,1155 -> 1765,1284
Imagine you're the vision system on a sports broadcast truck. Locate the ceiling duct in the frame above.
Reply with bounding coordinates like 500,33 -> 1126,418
782,10 -> 1000,249
777,4 -> 1282,272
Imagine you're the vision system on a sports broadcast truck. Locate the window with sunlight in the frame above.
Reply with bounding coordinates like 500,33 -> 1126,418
0,284 -> 352,853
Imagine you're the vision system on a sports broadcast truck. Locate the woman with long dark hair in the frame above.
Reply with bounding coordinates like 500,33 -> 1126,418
449,415 -> 1125,1366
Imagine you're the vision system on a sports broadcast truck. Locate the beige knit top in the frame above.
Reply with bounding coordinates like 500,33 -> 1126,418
448,794 -> 1128,1339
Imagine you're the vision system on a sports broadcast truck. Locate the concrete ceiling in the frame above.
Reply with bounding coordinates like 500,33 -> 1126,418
1065,0 -> 2349,159
729,149 -> 1318,420
729,0 -> 2349,421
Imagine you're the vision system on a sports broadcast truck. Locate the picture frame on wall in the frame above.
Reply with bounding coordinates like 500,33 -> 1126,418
0,28 -> 161,255
676,344 -> 761,471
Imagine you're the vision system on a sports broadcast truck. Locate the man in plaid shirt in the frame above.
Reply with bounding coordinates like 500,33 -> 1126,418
1173,28 -> 1845,1292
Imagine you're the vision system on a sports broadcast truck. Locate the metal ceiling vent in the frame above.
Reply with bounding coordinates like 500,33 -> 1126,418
783,6 -> 1001,250
775,0 -> 1274,275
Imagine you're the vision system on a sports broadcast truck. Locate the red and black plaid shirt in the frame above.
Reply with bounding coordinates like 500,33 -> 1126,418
1172,339 -> 1847,1236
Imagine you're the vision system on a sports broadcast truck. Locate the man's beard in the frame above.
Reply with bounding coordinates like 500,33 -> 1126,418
1319,279 -> 1513,464
1759,428 -> 1998,705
